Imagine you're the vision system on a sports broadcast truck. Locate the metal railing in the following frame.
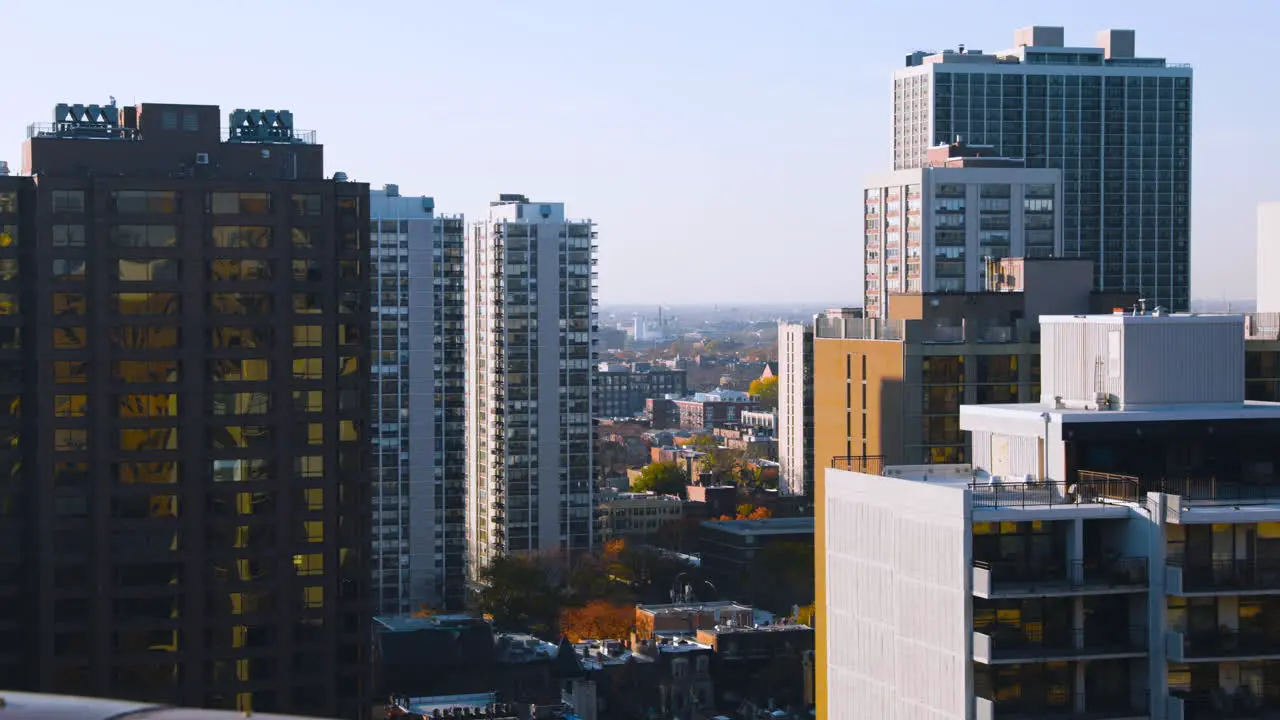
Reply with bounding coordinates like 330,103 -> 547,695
978,690 -> 1150,719
1168,557 -> 1280,593
1149,476 -> 1280,505
977,624 -> 1147,660
1174,687 -> 1280,718
1182,629 -> 1280,659
829,455 -> 885,474
975,556 -> 1147,591
969,473 -> 1141,509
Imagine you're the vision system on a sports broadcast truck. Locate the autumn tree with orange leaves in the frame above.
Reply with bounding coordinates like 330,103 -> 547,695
559,600 -> 636,642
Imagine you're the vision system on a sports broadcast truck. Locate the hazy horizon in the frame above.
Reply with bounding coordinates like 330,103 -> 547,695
2,1 -> 1276,304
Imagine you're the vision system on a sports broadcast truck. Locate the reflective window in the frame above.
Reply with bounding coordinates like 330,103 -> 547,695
212,458 -> 272,483
209,292 -> 272,316
338,356 -> 359,377
337,291 -> 360,314
291,228 -> 313,249
120,427 -> 179,451
111,191 -> 180,214
292,194 -> 321,216
52,259 -> 86,281
293,554 -> 323,576
111,225 -> 178,248
110,326 -> 180,349
118,394 -> 179,417
292,358 -> 323,380
337,324 -> 361,346
209,326 -> 272,350
208,259 -> 273,281
208,192 -> 272,214
113,292 -> 180,315
114,361 -> 180,383
338,420 -> 360,442
292,326 -> 322,347
55,394 -> 87,418
52,225 -> 86,247
210,425 -> 274,450
51,191 -> 85,213
52,293 -> 83,316
211,392 -> 271,415
55,429 -> 88,452
116,258 -> 179,282
292,391 -> 322,412
115,461 -> 179,485
0,259 -> 17,281
209,359 -> 269,382
54,360 -> 88,383
212,226 -> 272,249
54,327 -> 87,349
292,293 -> 322,314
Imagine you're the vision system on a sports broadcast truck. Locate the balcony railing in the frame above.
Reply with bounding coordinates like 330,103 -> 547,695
1169,629 -> 1280,661
973,556 -> 1147,597
977,691 -> 1150,720
969,473 -> 1141,509
974,625 -> 1147,664
1167,557 -> 1280,594
829,455 -> 885,474
1170,687 -> 1280,719
1150,476 -> 1280,505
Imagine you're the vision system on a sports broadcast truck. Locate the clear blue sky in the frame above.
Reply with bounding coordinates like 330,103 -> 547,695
2,0 -> 1273,304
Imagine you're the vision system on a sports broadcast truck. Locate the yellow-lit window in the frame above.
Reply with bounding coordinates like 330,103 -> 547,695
291,228 -> 313,249
116,258 -> 179,282
338,356 -> 359,377
54,327 -> 87,349
210,425 -> 273,450
52,292 -> 84,316
55,394 -> 87,418
52,259 -> 85,281
209,359 -> 269,382
302,586 -> 323,609
117,394 -> 179,418
114,361 -> 180,383
293,554 -> 323,576
0,395 -> 19,418
299,423 -> 323,445
0,259 -> 16,281
211,392 -> 271,415
208,192 -> 271,214
338,420 -> 360,443
302,488 -> 323,512
337,324 -> 361,346
208,259 -> 273,282
113,292 -> 180,315
303,521 -> 323,544
0,292 -> 18,315
293,326 -> 322,347
293,391 -> 322,413
295,456 -> 323,480
211,226 -> 272,248
0,225 -> 15,248
212,458 -> 271,483
209,292 -> 272,316
55,429 -> 88,452
292,358 -> 323,380
120,427 -> 179,452
292,260 -> 320,282
292,293 -> 322,314
209,326 -> 272,349
110,326 -> 180,349
55,361 -> 88,383
114,461 -> 179,485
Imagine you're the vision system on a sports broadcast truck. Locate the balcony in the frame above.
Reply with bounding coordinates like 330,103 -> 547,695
1167,629 -> 1280,662
973,625 -> 1146,664
1167,557 -> 1280,595
829,455 -> 885,474
969,473 -> 1142,510
976,692 -> 1150,720
973,557 -> 1147,598
1168,688 -> 1280,719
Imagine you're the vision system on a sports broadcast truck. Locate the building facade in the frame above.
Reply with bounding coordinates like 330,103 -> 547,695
819,313 -> 1276,719
368,186 -> 467,613
894,26 -> 1193,310
863,146 -> 1062,316
777,321 -> 813,496
465,195 -> 596,571
595,491 -> 683,542
3,101 -> 370,717
595,362 -> 687,417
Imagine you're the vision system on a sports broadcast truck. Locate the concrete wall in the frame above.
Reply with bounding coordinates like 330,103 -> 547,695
823,469 -> 971,720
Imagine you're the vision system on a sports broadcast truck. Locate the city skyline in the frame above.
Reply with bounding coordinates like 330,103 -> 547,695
1,0 -> 1273,305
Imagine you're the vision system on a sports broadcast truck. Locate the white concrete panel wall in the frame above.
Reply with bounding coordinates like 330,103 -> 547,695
778,322 -> 809,496
826,469 -> 971,720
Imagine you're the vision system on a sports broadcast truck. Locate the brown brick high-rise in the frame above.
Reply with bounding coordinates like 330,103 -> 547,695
0,101 -> 370,717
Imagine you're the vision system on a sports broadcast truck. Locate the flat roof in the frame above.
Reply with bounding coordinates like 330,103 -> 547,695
1042,313 -> 1242,326
408,693 -> 498,714
700,517 -> 814,535
637,600 -> 754,615
961,401 -> 1280,425
373,614 -> 481,632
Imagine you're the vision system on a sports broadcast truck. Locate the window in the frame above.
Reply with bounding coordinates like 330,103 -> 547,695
110,327 -> 180,349
0,193 -> 15,213
292,326 -> 322,347
212,226 -> 272,249
303,521 -> 324,543
295,456 -> 323,480
55,394 -> 87,418
115,461 -> 179,485
210,425 -> 273,450
298,423 -> 323,446
337,291 -> 361,314
52,191 -> 85,213
338,324 -> 362,346
52,225 -> 86,247
116,258 -> 179,282
54,327 -> 87,350
209,326 -> 272,350
118,394 -> 179,418
208,259 -> 273,281
292,358 -> 323,381
293,391 -> 322,412
55,429 -> 88,452
338,261 -> 360,280
0,293 -> 19,316
302,488 -> 323,512
212,458 -> 271,483
302,586 -> 323,608
111,190 -> 180,214
211,392 -> 271,415
114,361 -> 180,383
111,225 -> 178,248
120,428 -> 179,452
113,292 -> 180,315
209,359 -> 270,382
52,293 -> 83,316
52,259 -> 86,281
291,228 -> 314,249
209,292 -> 272,315
338,356 -> 359,377
338,420 -> 360,443
0,225 -> 14,249
292,194 -> 322,216
292,260 -> 321,282
208,192 -> 271,214
293,554 -> 323,576
55,361 -> 88,384
55,461 -> 90,486
0,259 -> 16,281
293,293 -> 322,314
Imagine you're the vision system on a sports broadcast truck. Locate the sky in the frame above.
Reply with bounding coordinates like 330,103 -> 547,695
1,0 -> 1274,304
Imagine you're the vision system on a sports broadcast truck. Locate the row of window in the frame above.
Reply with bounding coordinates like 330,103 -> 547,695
42,225 -> 335,250
54,390 -> 340,418
41,291 -> 363,316
53,358 -> 361,383
49,258 -> 361,282
54,458 -> 331,485
47,191 -> 325,216
43,325 -> 361,350
49,423 -> 362,452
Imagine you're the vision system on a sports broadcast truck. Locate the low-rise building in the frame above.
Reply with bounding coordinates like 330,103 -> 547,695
700,518 -> 814,615
597,362 -> 688,417
740,410 -> 777,430
596,492 -> 684,542
648,389 -> 760,430
696,624 -> 815,711
636,601 -> 757,641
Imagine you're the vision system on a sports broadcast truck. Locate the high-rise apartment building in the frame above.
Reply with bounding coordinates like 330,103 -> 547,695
368,185 -> 467,614
465,194 -> 596,571
777,321 -> 813,496
819,312 -> 1280,719
0,101 -> 370,717
893,26 -> 1193,310
863,140 -> 1062,316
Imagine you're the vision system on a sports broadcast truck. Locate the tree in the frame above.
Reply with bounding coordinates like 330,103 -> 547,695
748,375 -> 779,411
632,461 -> 687,497
559,600 -> 636,642
794,603 -> 816,626
410,603 -> 439,618
473,555 -> 564,637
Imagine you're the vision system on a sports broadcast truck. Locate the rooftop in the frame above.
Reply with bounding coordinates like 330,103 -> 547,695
699,623 -> 813,636
407,693 -> 500,714
700,517 -> 814,536
573,639 -> 652,669
961,400 -> 1280,425
373,614 -> 483,632
495,633 -> 560,663
637,600 -> 754,616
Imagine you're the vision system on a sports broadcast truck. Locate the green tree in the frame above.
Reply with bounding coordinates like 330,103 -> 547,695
473,555 -> 564,637
632,461 -> 688,497
748,375 -> 779,411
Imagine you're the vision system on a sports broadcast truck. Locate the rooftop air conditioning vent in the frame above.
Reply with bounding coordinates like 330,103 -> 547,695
195,153 -> 209,165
